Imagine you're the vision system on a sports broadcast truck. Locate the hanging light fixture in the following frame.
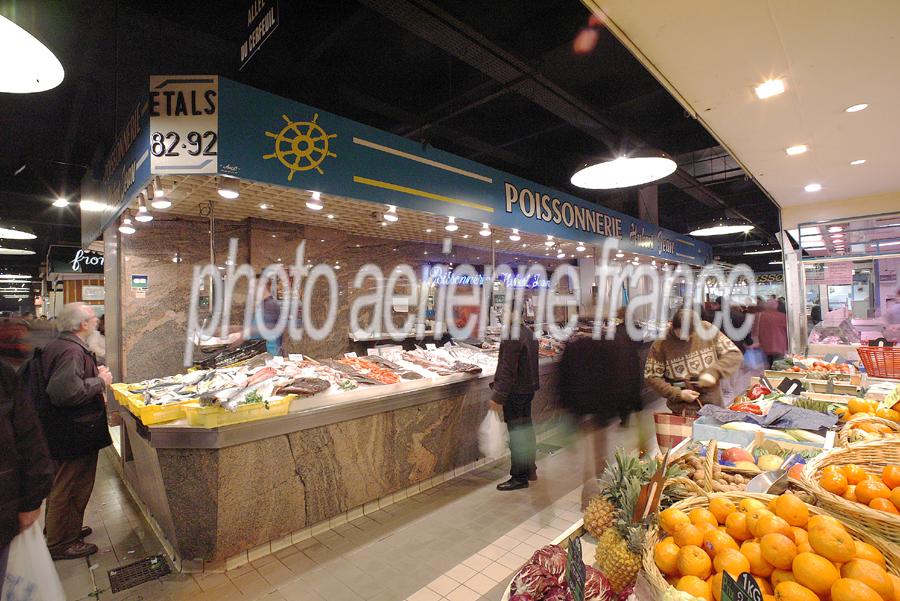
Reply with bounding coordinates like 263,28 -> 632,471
0,225 -> 36,240
571,150 -> 677,189
445,216 -> 458,232
151,176 -> 171,209
0,15 -> 65,93
576,242 -> 586,252
217,176 -> 240,199
383,205 -> 399,222
509,228 -> 521,242
118,214 -> 136,235
689,218 -> 754,237
544,235 -> 555,247
306,190 -> 323,210
556,252 -> 566,259
479,222 -> 491,237
52,197 -> 68,208
135,192 -> 153,222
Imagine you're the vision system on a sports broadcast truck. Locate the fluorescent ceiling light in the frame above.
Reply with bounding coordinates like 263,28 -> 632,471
690,223 -> 754,236
804,183 -> 822,192
744,248 -> 781,255
52,197 -> 68,208
875,241 -> 900,247
217,176 -> 240,199
479,222 -> 491,237
831,233 -> 844,239
828,226 -> 843,233
444,216 -> 458,232
769,260 -> 784,265
79,200 -> 107,212
0,15 -> 65,93
571,155 -> 676,189
383,205 -> 398,222
754,79 -> 785,99
850,159 -> 866,166
509,229 -> 520,241
785,144 -> 808,156
845,103 -> 868,113
0,226 -> 36,240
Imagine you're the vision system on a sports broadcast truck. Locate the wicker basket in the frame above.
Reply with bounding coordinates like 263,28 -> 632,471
642,488 -> 900,600
837,415 -> 900,446
802,439 -> 900,544
858,346 -> 900,379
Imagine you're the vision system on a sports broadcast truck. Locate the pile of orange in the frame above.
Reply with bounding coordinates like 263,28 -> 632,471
820,464 -> 900,515
653,492 -> 900,601
835,398 -> 900,428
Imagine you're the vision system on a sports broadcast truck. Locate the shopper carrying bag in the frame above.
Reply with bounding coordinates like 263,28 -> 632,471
1,523 -> 66,601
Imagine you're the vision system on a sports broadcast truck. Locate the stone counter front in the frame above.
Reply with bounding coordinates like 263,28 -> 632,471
121,367 -> 560,568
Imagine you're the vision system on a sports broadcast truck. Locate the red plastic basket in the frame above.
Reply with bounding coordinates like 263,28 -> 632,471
857,346 -> 900,379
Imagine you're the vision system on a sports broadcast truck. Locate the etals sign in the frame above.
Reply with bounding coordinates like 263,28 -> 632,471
149,76 -> 218,175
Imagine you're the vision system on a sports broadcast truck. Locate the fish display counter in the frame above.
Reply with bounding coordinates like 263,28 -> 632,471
114,343 -> 562,571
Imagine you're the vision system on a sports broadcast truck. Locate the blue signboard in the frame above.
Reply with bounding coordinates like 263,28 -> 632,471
217,78 -> 711,264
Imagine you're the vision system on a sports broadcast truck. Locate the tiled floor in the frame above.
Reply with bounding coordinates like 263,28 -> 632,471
56,401 -> 663,601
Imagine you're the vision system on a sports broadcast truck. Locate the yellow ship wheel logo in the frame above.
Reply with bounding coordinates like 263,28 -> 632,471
263,113 -> 337,180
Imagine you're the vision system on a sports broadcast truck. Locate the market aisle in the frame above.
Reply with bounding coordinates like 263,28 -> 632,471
57,402 -> 662,601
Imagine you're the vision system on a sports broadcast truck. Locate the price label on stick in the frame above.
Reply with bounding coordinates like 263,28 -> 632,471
777,377 -> 805,396
721,571 -> 763,601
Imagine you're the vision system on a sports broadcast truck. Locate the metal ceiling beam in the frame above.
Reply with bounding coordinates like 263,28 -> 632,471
357,0 -> 777,243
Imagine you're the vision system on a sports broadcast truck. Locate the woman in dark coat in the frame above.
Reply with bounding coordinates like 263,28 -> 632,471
0,360 -> 55,580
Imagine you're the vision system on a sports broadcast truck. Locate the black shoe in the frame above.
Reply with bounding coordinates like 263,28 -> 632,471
497,478 -> 529,491
51,541 -> 98,560
528,470 -> 538,482
80,526 -> 92,539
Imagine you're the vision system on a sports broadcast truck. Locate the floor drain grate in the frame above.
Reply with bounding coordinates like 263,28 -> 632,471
536,443 -> 563,455
108,555 -> 171,593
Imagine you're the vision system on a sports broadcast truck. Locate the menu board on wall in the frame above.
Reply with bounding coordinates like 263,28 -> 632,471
825,262 -> 854,285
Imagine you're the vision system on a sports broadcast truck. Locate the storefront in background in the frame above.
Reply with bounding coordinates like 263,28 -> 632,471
44,244 -> 105,318
83,75 -> 712,571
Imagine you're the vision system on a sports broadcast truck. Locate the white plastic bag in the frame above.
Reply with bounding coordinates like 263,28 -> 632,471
1,524 -> 66,601
478,409 -> 508,459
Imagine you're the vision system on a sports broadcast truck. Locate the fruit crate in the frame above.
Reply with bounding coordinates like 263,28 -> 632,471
183,395 -> 294,428
642,489 -> 900,601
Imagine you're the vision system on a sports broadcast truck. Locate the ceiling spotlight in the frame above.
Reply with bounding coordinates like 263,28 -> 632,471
845,103 -> 868,113
804,183 -> 822,193
0,15 -> 65,93
754,78 -> 785,100
151,194 -> 171,209
615,251 -> 624,258
327,214 -> 335,219
425,228 -> 432,233
828,226 -> 843,233
52,197 -> 68,208
556,252 -> 566,259
118,216 -> 136,235
544,235 -> 555,247
690,220 -> 754,236
571,152 -> 677,189
0,225 -> 36,240
306,190 -> 323,210
258,203 -> 269,210
217,176 -> 240,199
479,222 -> 491,237
785,144 -> 808,156
445,216 -> 458,232
383,205 -> 398,222
509,228 -> 521,242
850,159 -> 866,166
135,192 -> 153,222
462,234 -> 469,238
576,242 -> 586,252
153,176 -> 165,198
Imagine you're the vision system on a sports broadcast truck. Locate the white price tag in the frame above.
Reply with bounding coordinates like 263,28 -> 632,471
288,354 -> 304,362
344,352 -> 358,358
425,343 -> 437,351
149,75 -> 218,174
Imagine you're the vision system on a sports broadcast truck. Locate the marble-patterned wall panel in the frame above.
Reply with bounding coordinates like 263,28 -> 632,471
120,218 -> 249,382
213,435 -> 307,561
393,395 -> 466,484
156,448 -> 220,561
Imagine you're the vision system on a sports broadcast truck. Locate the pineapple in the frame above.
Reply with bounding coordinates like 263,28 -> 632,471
594,475 -> 646,593
584,450 -> 647,538
583,496 -> 615,538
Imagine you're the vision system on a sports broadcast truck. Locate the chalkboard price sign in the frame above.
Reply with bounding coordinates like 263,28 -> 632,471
721,571 -> 763,601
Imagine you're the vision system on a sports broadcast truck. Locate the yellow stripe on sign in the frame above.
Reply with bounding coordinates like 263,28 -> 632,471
352,176 -> 494,213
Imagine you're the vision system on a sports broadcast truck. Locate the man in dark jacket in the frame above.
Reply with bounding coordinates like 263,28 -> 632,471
0,360 -> 55,581
39,303 -> 112,560
491,311 -> 540,491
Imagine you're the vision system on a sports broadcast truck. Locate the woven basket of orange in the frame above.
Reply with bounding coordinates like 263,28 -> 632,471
644,487 -> 900,601
802,439 -> 900,545
838,415 -> 900,446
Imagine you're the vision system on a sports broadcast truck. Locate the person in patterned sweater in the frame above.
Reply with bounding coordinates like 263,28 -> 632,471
644,308 -> 743,416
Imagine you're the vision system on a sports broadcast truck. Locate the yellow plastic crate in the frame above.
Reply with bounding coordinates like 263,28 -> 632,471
129,397 -> 197,425
183,395 -> 294,428
111,383 -> 143,417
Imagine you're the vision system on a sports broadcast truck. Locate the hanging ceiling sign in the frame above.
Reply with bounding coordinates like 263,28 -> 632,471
240,0 -> 279,70
47,246 -> 104,275
149,75 -> 218,175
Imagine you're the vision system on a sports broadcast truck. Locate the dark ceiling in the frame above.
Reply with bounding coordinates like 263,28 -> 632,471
0,0 -> 780,307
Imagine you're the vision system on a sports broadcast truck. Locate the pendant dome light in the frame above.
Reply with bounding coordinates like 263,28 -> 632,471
306,190 -> 323,210
151,176 -> 171,209
383,205 -> 399,222
544,235 -> 555,247
217,176 -> 240,199
135,192 -> 153,222
571,150 -> 677,190
479,222 -> 491,237
444,216 -> 458,232
0,15 -> 65,93
509,228 -> 521,242
119,215 -> 136,235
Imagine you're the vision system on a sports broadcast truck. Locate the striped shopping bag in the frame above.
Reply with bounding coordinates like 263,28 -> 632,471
654,412 -> 696,451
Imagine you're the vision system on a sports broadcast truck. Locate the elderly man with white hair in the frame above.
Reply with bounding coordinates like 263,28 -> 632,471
37,302 -> 112,560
